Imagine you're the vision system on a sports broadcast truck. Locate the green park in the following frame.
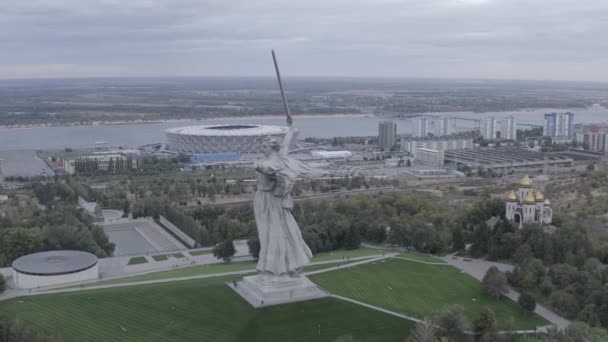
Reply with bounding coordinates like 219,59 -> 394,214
0,249 -> 547,342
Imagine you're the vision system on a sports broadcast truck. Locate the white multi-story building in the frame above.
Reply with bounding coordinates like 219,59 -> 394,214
544,112 -> 575,140
416,117 -> 430,137
378,121 -> 397,150
505,175 -> 552,228
434,117 -> 453,137
482,117 -> 498,140
502,116 -> 517,140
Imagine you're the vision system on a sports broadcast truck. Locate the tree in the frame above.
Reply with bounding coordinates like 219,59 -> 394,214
473,307 -> 497,335
0,228 -> 43,264
213,239 -> 236,262
482,266 -> 508,300
333,335 -> 355,342
248,237 -> 260,259
518,291 -> 536,312
432,305 -> 467,340
0,273 -> 5,294
409,318 -> 437,342
343,225 -> 361,250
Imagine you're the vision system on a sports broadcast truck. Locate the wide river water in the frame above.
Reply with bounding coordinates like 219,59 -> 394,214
1,107 -> 608,151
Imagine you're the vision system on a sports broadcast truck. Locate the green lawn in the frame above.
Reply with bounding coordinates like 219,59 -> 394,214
151,255 -> 168,262
1,276 -> 413,342
127,257 -> 148,265
91,248 -> 380,287
96,261 -> 259,286
189,250 -> 212,256
93,260 -> 353,287
172,253 -> 185,258
396,252 -> 445,264
310,248 -> 383,262
310,258 -> 546,330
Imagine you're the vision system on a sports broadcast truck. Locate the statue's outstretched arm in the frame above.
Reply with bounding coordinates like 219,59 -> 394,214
280,127 -> 299,155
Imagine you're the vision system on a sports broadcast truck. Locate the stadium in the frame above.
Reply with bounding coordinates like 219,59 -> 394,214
166,124 -> 289,154
11,250 -> 99,289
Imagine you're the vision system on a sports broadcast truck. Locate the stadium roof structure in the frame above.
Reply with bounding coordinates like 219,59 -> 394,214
166,124 -> 290,154
12,250 -> 98,276
166,124 -> 288,137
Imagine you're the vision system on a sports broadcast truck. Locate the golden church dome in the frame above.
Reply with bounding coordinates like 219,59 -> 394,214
520,175 -> 533,187
544,199 -> 551,205
524,192 -> 536,204
506,191 -> 518,202
534,191 -> 544,202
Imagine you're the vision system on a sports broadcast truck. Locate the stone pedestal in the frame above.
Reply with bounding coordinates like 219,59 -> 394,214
229,273 -> 328,308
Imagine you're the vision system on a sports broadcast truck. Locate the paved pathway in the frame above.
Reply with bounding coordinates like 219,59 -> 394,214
392,256 -> 448,266
441,254 -> 571,330
0,254 -> 387,300
306,254 -> 398,276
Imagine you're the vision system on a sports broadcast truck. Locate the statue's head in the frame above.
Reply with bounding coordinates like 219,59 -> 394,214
262,137 -> 281,156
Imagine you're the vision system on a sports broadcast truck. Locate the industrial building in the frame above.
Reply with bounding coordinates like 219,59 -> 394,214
378,121 -> 397,150
401,132 -> 474,154
191,152 -> 241,164
544,112 -> 575,141
11,250 -> 99,289
415,148 -> 445,166
63,150 -> 139,174
310,150 -> 353,159
444,146 -> 574,172
166,124 -> 289,154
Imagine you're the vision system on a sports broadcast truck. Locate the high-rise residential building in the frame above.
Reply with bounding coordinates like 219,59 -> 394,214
544,112 -> 575,139
575,124 -> 608,152
502,116 -> 517,140
416,117 -> 430,137
378,120 -> 397,150
435,117 -> 453,136
482,117 -> 498,140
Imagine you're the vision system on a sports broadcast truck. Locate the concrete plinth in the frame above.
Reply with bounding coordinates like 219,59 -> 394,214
228,273 -> 328,308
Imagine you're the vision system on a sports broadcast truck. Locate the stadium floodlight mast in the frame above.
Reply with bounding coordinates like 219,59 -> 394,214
271,49 -> 293,127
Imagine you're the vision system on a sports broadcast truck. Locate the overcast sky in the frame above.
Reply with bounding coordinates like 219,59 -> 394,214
1,0 -> 607,81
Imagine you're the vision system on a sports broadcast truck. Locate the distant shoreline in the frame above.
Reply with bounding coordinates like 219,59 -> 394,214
0,106 -> 605,130
0,113 -> 373,130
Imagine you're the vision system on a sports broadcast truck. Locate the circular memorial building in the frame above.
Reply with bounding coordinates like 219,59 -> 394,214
166,124 -> 289,154
12,250 -> 99,289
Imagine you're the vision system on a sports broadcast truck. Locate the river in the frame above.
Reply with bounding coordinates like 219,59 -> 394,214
1,107 -> 607,151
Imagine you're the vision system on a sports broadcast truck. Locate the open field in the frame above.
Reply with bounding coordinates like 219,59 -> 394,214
310,258 -> 547,330
0,276 -> 413,342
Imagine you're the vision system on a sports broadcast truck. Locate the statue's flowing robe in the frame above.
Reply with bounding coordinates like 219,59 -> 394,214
253,154 -> 316,275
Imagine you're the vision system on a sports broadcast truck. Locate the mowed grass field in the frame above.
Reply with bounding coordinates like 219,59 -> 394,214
1,276 -> 413,342
310,258 -> 547,330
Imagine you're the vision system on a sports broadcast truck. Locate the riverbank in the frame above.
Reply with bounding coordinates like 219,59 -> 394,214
0,113 -> 373,130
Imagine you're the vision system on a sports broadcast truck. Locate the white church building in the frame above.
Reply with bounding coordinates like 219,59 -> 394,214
505,175 -> 552,228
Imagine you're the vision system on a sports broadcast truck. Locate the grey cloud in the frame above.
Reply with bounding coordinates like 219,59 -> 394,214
0,0 -> 607,80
